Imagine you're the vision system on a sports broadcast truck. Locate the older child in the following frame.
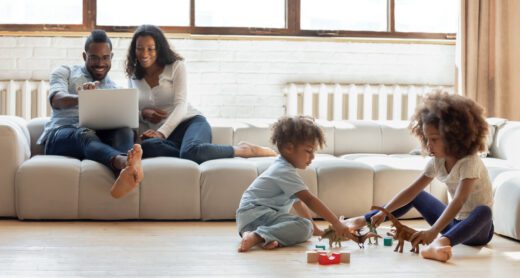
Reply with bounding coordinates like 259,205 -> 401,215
346,90 -> 493,262
236,116 -> 352,252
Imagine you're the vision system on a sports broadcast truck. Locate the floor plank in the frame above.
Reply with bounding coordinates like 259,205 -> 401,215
0,220 -> 518,277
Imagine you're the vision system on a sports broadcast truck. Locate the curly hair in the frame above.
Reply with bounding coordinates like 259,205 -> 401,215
125,25 -> 183,80
271,115 -> 325,150
409,89 -> 489,159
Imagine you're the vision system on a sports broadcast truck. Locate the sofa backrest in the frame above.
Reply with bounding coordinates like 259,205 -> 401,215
26,117 -> 422,157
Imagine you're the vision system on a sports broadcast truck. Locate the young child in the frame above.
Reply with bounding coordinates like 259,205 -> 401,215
345,90 -> 493,262
236,115 -> 352,252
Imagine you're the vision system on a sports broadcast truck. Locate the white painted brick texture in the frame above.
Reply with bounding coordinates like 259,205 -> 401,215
0,36 -> 455,119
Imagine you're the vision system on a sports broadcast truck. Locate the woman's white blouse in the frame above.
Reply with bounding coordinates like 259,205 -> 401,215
129,61 -> 200,137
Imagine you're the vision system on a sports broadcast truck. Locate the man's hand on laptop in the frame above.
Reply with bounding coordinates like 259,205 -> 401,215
77,81 -> 100,91
142,108 -> 167,124
141,129 -> 165,140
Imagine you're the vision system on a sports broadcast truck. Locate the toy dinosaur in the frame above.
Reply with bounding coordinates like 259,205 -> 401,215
319,225 -> 380,249
367,220 -> 379,245
371,206 -> 420,253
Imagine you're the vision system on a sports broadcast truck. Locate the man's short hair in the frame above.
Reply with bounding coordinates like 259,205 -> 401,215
84,29 -> 112,52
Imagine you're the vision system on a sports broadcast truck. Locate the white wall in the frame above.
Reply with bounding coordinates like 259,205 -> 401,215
0,36 -> 455,119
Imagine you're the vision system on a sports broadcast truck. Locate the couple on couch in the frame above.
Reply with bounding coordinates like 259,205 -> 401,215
38,27 -> 276,199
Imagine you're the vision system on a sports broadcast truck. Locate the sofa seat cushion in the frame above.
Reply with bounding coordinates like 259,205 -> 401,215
493,171 -> 520,240
341,154 -> 446,219
16,155 -> 81,219
200,158 -> 258,220
313,158 -> 374,218
139,157 -> 201,219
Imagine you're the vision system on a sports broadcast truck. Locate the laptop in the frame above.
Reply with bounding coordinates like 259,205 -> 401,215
78,88 -> 139,129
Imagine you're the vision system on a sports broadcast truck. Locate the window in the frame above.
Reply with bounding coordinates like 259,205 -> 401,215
97,0 -> 190,27
395,0 -> 458,33
195,0 -> 285,28
301,0 -> 387,31
0,0 -> 457,39
0,0 -> 82,24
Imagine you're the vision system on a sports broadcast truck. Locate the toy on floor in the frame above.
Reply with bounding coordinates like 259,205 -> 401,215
320,225 -> 380,249
306,250 -> 350,264
383,236 -> 393,246
315,244 -> 326,250
371,206 -> 420,253
367,220 -> 379,245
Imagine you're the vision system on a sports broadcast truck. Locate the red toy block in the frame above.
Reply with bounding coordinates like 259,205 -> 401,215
318,252 -> 341,265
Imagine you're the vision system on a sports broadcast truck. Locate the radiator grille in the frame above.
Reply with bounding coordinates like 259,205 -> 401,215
285,83 -> 454,121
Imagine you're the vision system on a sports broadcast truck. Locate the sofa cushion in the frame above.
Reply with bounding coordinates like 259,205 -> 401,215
200,158 -> 258,220
16,155 -> 81,219
78,160 -> 139,220
341,154 -> 446,219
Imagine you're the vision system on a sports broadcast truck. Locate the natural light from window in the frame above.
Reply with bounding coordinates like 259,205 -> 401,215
195,0 -> 285,28
97,0 -> 190,26
0,0 -> 82,24
301,0 -> 387,31
395,0 -> 458,33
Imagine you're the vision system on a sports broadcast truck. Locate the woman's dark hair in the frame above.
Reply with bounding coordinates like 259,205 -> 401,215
125,25 -> 183,79
271,115 -> 325,150
409,89 -> 489,159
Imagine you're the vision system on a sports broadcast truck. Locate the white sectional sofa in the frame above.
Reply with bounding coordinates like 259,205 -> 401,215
1,116 -> 519,241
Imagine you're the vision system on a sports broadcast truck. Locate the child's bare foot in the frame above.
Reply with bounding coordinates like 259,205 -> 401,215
263,241 -> 279,250
235,141 -> 277,158
110,166 -> 138,199
127,144 -> 144,183
238,231 -> 264,252
421,237 -> 452,262
342,216 -> 367,232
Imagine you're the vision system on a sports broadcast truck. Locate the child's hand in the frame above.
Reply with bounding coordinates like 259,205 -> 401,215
333,223 -> 353,239
370,211 -> 386,227
313,224 -> 325,237
410,228 -> 438,247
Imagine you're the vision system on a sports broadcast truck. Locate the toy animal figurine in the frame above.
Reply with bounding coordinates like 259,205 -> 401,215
320,225 -> 350,248
352,229 -> 381,249
367,220 -> 379,245
371,206 -> 420,253
319,225 -> 380,249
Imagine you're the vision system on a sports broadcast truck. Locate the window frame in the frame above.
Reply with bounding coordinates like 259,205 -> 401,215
0,0 -> 456,40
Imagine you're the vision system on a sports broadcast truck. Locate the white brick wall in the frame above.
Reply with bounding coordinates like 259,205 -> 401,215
0,36 -> 455,119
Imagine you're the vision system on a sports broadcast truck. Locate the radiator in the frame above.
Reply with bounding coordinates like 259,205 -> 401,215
285,83 -> 454,121
0,80 -> 50,120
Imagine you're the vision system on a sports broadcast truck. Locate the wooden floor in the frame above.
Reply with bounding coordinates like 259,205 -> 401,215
0,219 -> 519,277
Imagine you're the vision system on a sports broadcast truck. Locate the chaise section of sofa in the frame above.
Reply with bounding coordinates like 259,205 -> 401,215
1,116 -> 519,240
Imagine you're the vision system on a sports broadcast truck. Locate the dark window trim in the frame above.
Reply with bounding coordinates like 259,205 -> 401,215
0,0 -> 456,40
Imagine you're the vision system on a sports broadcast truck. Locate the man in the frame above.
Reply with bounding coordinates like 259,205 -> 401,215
37,29 -> 143,199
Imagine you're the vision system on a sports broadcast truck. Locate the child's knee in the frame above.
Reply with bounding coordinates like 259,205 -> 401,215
297,218 -> 313,241
475,205 -> 492,219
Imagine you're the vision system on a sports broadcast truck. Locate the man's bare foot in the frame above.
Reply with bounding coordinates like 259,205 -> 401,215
421,237 -> 452,262
238,231 -> 263,252
342,216 -> 367,232
110,166 -> 139,199
235,141 -> 277,158
127,144 -> 144,183
262,241 -> 279,250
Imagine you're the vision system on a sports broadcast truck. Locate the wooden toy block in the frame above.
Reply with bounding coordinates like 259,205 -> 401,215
307,250 -> 350,264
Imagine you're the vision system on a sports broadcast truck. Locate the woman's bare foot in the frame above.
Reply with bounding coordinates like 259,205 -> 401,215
262,241 -> 279,250
342,216 -> 367,232
127,144 -> 144,183
421,237 -> 452,262
110,166 -> 139,199
234,141 -> 277,158
238,231 -> 264,252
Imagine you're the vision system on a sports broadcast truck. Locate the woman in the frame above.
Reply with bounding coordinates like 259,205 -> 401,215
125,25 -> 276,163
